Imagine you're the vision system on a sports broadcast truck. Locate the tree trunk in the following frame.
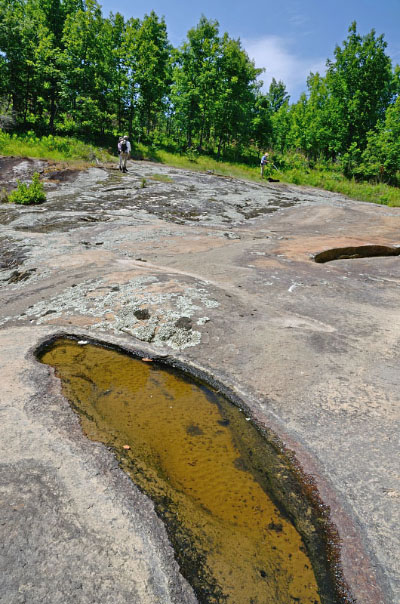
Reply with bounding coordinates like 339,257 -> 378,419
199,112 -> 206,149
128,92 -> 134,138
49,84 -> 57,134
217,136 -> 222,159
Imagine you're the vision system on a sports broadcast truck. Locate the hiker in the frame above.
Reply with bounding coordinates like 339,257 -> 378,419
260,152 -> 269,178
118,135 -> 131,172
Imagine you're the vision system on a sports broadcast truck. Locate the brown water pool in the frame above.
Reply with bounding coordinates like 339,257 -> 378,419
39,336 -> 340,604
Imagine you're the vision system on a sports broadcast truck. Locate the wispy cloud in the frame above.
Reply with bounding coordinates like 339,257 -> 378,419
288,14 -> 309,28
243,35 -> 326,100
286,0 -> 310,28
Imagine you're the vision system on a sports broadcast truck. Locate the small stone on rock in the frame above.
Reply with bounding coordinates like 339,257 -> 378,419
134,308 -> 151,320
175,317 -> 192,330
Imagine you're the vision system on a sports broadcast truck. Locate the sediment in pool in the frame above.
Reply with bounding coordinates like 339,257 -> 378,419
37,335 -> 350,604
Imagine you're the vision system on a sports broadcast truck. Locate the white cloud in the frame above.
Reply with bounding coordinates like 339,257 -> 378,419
243,35 -> 326,100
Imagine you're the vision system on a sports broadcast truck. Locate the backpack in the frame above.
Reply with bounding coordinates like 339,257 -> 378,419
120,141 -> 127,152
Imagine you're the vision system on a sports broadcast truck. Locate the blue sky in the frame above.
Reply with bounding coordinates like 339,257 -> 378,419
99,0 -> 400,101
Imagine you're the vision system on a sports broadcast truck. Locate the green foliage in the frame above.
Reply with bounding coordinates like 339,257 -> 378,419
170,16 -> 223,148
0,4 -> 398,194
134,11 -> 171,133
326,22 -> 394,152
9,173 -> 46,205
170,16 -> 261,153
267,78 -> 290,112
214,33 -> 262,154
0,129 -> 114,162
251,93 -> 272,151
185,148 -> 199,162
340,142 -> 363,178
358,96 -> 400,184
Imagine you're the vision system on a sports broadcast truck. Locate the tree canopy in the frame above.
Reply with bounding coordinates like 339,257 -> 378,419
0,3 -> 398,182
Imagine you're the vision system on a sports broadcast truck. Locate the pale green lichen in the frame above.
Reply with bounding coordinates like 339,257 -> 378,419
5,274 -> 218,350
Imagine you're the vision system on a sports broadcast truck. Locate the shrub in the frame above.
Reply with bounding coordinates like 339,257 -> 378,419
185,148 -> 199,162
9,172 -> 46,205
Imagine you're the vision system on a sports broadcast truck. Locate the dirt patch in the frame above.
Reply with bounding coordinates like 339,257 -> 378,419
0,156 -> 47,191
45,168 -> 82,183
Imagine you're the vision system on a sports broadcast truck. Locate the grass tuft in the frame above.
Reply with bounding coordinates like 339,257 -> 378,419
146,173 -> 173,183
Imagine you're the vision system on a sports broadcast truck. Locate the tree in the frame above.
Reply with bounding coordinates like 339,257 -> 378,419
108,11 -> 127,133
213,33 -> 261,156
120,16 -> 141,137
0,0 -> 38,126
267,78 -> 289,113
359,96 -> 400,183
270,101 -> 291,152
251,93 -> 272,152
60,0 -> 116,134
282,93 -> 306,152
326,22 -> 393,151
0,0 -> 85,132
170,16 -> 221,148
134,11 -> 170,136
301,72 -> 344,159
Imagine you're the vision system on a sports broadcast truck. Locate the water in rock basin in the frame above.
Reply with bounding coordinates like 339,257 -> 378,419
40,338 -> 322,604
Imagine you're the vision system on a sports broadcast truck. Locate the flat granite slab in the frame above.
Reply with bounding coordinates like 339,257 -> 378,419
0,158 -> 399,603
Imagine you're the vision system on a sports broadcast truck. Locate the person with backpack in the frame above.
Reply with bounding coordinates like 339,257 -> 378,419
118,135 -> 131,172
260,152 -> 269,178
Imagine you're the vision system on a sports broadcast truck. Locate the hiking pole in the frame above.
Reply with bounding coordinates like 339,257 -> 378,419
272,163 -> 282,173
